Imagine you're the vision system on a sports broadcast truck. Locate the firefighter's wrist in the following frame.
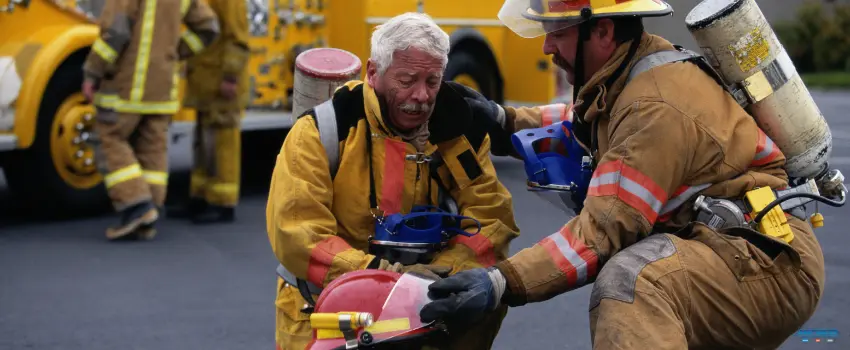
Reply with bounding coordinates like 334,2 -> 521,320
486,267 -> 507,310
365,256 -> 383,270
222,75 -> 238,84
82,67 -> 103,82
494,260 -> 527,307
501,106 -> 518,134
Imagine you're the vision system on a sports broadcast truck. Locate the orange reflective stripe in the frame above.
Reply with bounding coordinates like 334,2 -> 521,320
306,236 -> 353,287
380,139 -> 406,215
539,225 -> 598,287
751,129 -> 783,166
588,160 -> 668,224
451,233 -> 496,267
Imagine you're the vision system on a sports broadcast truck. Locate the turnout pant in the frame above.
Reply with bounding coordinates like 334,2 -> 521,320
92,109 -> 170,210
589,218 -> 825,350
190,109 -> 242,207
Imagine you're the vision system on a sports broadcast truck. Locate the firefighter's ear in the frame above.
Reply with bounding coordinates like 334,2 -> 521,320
366,59 -> 378,87
593,19 -> 617,49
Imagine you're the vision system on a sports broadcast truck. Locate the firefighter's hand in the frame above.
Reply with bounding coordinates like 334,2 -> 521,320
220,80 -> 238,100
419,267 -> 506,324
444,81 -> 506,129
374,259 -> 451,280
403,264 -> 452,280
82,78 -> 97,102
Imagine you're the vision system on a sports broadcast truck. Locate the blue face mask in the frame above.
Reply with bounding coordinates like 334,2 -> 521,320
512,120 -> 594,215
369,205 -> 481,265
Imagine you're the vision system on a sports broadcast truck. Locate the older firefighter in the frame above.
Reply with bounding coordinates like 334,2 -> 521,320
420,0 -> 828,348
266,13 -> 520,350
180,0 -> 250,224
83,0 -> 219,240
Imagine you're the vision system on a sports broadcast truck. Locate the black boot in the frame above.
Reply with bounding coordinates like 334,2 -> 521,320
191,205 -> 235,224
106,201 -> 159,241
137,206 -> 163,241
166,198 -> 208,219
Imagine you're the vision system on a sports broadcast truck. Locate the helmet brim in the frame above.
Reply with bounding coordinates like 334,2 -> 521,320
499,0 -> 674,38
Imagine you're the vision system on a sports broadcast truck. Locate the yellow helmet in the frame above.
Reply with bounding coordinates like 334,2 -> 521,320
498,0 -> 673,38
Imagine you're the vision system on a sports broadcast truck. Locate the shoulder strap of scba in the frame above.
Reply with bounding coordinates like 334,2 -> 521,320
313,99 -> 341,179
273,100 -> 339,309
626,45 -> 751,107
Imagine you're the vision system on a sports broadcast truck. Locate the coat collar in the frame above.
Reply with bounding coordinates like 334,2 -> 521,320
361,80 -> 475,149
574,33 -> 676,123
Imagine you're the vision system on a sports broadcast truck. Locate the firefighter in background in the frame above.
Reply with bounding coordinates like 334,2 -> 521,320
83,0 -> 219,240
181,0 -> 250,224
420,0 -> 828,348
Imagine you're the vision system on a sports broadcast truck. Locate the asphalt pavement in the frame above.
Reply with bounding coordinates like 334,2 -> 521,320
1,91 -> 849,349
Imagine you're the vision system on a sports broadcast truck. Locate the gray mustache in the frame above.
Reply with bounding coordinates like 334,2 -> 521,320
400,103 -> 431,113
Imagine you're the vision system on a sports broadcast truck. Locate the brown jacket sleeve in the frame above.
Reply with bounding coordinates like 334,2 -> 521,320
177,0 -> 220,60
496,100 -> 703,306
82,0 -> 132,81
429,134 -> 521,274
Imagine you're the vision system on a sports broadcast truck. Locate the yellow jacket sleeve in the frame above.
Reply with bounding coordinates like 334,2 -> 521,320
496,101 -> 702,305
217,0 -> 250,81
429,134 -> 521,274
266,117 -> 375,288
82,0 -> 131,81
177,0 -> 220,59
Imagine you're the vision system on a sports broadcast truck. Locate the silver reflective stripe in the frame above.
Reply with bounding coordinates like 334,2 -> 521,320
314,99 -> 340,179
276,263 -> 323,295
549,231 -> 589,285
660,183 -> 712,216
627,50 -> 697,84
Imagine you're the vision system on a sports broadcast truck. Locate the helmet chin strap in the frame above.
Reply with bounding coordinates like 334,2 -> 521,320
571,20 -> 592,104
570,12 -> 594,152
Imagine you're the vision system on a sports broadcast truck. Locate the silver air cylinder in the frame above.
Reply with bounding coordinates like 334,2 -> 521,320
292,48 -> 362,122
685,0 -> 832,179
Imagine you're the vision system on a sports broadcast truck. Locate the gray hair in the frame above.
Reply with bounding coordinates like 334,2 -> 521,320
369,12 -> 451,76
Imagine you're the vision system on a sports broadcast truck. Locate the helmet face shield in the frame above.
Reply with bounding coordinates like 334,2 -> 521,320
498,0 -> 588,38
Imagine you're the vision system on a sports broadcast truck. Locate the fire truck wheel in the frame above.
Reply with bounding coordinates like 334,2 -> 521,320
4,64 -> 109,218
445,50 -> 501,104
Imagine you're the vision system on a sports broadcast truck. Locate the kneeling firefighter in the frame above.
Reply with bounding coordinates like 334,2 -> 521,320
265,13 -> 520,350
420,0 -> 847,349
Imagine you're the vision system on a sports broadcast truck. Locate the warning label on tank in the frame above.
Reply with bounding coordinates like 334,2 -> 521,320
728,28 -> 770,73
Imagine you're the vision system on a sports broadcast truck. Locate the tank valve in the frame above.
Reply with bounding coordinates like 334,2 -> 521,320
817,169 -> 847,202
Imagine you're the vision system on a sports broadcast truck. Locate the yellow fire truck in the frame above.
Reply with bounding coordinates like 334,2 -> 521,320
0,0 -> 565,213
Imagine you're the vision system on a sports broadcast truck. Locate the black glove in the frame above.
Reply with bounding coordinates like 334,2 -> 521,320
444,81 -> 506,129
419,267 -> 505,325
444,81 -> 513,156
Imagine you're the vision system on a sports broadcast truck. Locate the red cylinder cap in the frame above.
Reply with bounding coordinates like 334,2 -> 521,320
295,48 -> 363,80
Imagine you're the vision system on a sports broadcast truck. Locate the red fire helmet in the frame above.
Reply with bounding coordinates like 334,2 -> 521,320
305,270 -> 449,350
